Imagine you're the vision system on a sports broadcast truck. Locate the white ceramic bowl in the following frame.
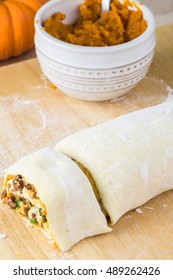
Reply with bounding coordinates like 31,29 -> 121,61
35,0 -> 156,101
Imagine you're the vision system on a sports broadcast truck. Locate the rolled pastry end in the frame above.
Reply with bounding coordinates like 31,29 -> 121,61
1,148 -> 111,251
1,173 -> 58,246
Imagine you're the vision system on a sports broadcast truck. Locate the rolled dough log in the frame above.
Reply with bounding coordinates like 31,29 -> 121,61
55,97 -> 173,225
2,147 -> 110,251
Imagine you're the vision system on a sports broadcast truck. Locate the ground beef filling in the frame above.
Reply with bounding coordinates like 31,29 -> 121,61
1,175 -> 47,228
43,0 -> 147,47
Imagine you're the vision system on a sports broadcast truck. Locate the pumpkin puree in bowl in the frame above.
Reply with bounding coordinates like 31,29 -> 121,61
43,0 -> 147,47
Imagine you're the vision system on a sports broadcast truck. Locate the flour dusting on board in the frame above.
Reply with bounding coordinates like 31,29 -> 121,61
25,74 -> 49,91
109,76 -> 173,113
50,251 -> 75,260
0,74 -> 172,175
0,233 -> 7,239
135,208 -> 143,214
0,85 -> 86,179
145,207 -> 154,210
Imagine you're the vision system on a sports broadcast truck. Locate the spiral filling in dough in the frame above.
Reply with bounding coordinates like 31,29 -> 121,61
1,174 -> 48,230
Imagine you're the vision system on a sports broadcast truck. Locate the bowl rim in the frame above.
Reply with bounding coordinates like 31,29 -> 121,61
35,0 -> 156,53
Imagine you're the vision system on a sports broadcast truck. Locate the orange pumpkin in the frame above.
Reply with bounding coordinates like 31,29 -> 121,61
0,0 -> 48,60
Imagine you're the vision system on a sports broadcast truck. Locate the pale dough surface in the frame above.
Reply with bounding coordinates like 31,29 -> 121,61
4,147 -> 111,251
56,97 -> 173,224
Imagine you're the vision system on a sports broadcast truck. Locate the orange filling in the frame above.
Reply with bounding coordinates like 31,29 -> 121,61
43,0 -> 147,47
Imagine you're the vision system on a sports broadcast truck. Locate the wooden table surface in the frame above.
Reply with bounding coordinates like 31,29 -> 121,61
0,24 -> 173,260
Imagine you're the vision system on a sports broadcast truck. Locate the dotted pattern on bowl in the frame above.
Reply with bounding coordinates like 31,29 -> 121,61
36,48 -> 154,93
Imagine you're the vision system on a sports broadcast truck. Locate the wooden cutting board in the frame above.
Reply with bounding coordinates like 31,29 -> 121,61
0,24 -> 173,260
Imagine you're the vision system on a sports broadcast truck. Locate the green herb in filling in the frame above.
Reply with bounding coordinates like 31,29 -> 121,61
15,200 -> 22,209
30,218 -> 37,225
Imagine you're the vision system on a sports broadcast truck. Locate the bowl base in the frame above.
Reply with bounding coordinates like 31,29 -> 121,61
57,85 -> 134,102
